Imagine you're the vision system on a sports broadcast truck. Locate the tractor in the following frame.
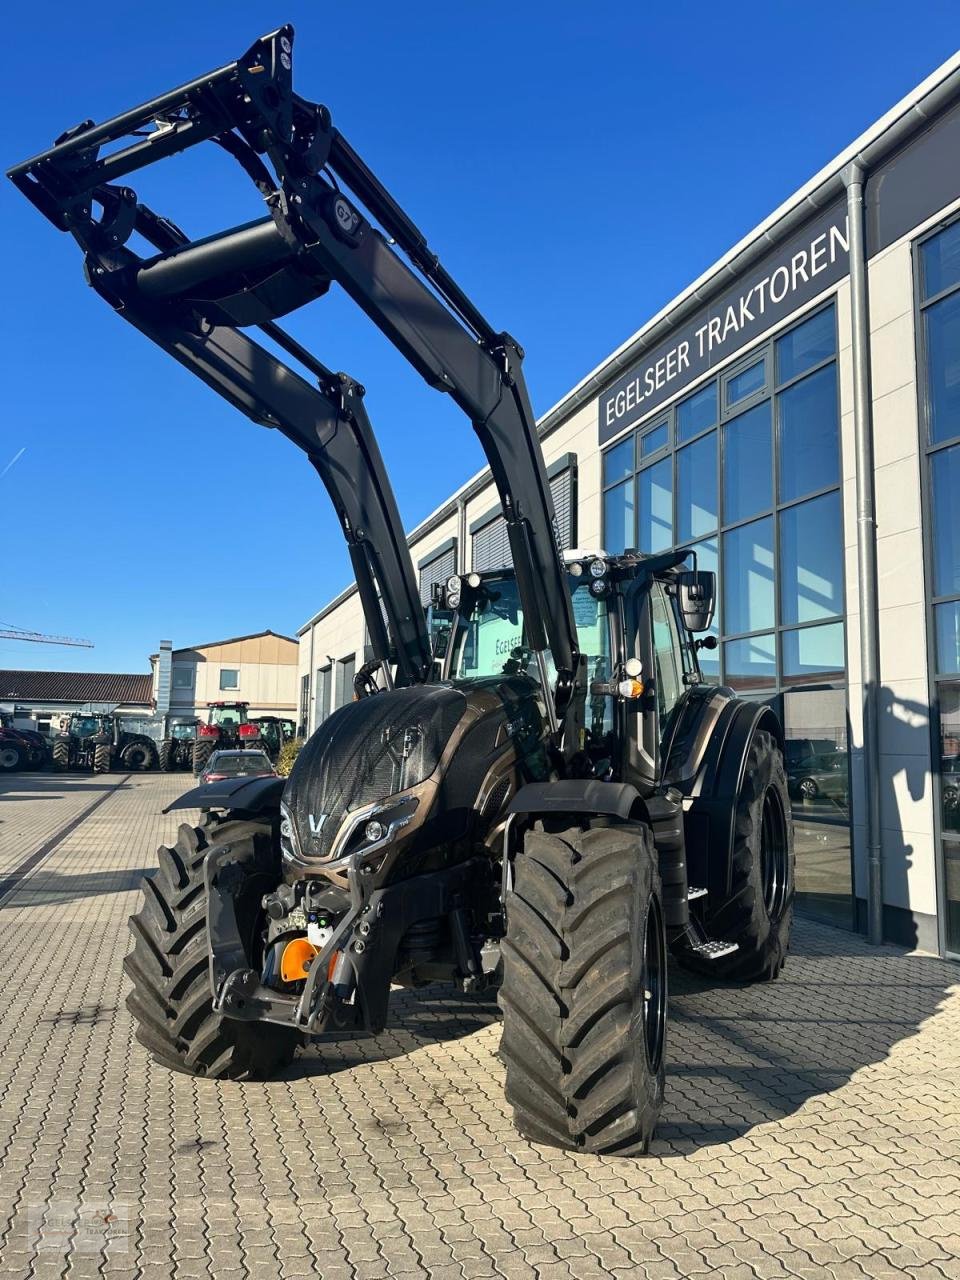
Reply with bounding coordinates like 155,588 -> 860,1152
52,714 -> 158,774
12,27 -> 795,1157
0,713 -> 47,770
192,702 -> 263,775
249,715 -> 295,763
158,716 -> 200,772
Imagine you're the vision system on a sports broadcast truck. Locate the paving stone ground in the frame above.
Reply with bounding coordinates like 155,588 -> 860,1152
0,771 -> 958,1280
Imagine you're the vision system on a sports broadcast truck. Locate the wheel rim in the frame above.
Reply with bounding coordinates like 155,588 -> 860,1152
0,748 -> 19,769
799,778 -> 817,799
760,786 -> 789,920
642,893 -> 667,1073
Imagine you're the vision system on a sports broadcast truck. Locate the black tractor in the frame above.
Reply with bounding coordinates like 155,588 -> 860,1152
52,713 -> 158,774
192,702 -> 263,776
13,28 -> 795,1157
249,715 -> 295,763
158,716 -> 200,772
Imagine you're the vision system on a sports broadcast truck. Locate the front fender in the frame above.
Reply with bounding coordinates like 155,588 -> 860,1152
164,775 -> 285,816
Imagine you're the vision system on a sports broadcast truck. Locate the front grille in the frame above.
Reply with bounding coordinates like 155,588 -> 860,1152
284,685 -> 466,863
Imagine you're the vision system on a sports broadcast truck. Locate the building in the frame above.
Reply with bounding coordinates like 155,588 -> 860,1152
298,55 -> 960,959
150,630 -> 299,721
0,670 -> 154,735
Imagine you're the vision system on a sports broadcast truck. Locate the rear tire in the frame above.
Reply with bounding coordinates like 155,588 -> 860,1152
124,814 -> 298,1079
499,821 -> 666,1156
159,740 -> 175,772
192,739 -> 214,776
0,743 -> 23,772
122,741 -> 155,771
52,740 -> 70,771
93,743 -> 111,774
679,729 -> 794,982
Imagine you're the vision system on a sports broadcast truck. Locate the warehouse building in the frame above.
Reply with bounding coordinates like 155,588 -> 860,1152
149,630 -> 299,721
299,54 -> 960,959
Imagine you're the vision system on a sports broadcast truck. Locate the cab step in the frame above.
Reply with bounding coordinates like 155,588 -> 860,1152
687,886 -> 708,901
687,938 -> 739,960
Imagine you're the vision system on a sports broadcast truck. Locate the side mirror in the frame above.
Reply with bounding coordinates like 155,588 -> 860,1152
676,570 -> 716,632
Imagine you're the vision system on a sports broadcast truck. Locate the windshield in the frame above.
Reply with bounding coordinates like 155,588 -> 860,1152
451,575 -> 611,700
206,752 -> 271,776
170,723 -> 195,740
72,717 -> 102,737
210,706 -> 244,727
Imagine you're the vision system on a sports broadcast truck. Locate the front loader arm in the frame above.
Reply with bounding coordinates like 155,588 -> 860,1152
8,23 -> 583,748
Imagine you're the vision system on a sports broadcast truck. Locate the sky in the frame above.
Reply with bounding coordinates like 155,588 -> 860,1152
1,1 -> 958,674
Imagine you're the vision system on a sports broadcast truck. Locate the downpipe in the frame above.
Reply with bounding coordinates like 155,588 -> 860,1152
844,163 -> 884,945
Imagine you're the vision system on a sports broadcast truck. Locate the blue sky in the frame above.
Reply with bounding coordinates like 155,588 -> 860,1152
2,1 -> 958,674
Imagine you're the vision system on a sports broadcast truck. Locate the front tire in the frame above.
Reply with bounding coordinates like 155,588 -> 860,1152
159,740 -> 175,772
122,741 -> 155,771
52,740 -> 70,771
680,729 -> 794,983
499,821 -> 666,1156
124,814 -> 298,1079
0,743 -> 23,772
93,743 -> 111,774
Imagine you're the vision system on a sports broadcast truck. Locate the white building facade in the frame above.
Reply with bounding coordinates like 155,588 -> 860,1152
299,56 -> 960,958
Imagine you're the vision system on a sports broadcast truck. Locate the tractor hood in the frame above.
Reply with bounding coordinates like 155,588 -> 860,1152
281,684 -> 467,867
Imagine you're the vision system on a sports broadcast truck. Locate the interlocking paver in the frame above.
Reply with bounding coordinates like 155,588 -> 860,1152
0,771 -> 958,1279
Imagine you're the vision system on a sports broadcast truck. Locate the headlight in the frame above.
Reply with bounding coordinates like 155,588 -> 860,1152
589,558 -> 606,578
365,819 -> 385,842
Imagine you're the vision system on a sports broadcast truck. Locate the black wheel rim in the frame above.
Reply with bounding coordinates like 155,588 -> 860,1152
642,893 -> 667,1073
760,786 -> 789,920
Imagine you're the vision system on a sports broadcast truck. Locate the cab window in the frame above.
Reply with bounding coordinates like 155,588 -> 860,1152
650,583 -> 684,722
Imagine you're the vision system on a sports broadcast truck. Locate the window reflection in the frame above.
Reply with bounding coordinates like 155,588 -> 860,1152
776,307 -> 837,383
779,492 -> 843,624
936,601 -> 960,675
723,633 -> 776,691
784,689 -> 849,820
603,435 -> 635,487
782,622 -> 845,683
603,478 -> 634,555
638,459 -> 672,553
925,291 -> 960,445
724,401 -> 772,522
922,219 -> 960,299
778,364 -> 839,502
677,382 -> 717,441
677,432 -> 718,542
723,517 -> 774,634
640,423 -> 668,457
941,686 -> 960,836
727,359 -> 766,406
793,821 -> 853,928
932,443 -> 960,596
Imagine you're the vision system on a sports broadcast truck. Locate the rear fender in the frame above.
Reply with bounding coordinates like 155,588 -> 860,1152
684,701 -> 784,901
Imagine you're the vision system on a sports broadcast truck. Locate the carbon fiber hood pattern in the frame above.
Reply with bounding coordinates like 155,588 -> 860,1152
283,684 -> 467,862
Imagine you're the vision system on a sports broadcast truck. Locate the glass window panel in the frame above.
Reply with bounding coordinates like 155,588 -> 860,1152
793,821 -> 852,929
925,291 -> 960,445
727,359 -> 766,406
784,689 -> 849,820
723,517 -> 774,635
677,432 -> 718,542
640,422 -> 668,457
922,220 -> 960,300
678,382 -> 717,441
603,478 -> 635,555
779,492 -> 843,625
940,686 -> 960,839
724,633 -> 776,692
638,459 -> 672,554
689,538 -> 720,683
932,444 -> 960,596
603,435 -> 635,487
782,622 -> 845,684
778,364 -> 839,502
936,601 -> 960,675
724,400 -> 772,522
776,307 -> 836,383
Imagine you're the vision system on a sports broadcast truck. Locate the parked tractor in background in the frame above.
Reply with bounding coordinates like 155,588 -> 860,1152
192,702 -> 262,775
159,716 -> 200,772
0,713 -> 48,770
52,714 -> 158,774
249,716 -> 295,763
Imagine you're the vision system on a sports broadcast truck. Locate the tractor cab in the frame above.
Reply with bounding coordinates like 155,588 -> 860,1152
194,702 -> 262,774
438,548 -> 717,794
